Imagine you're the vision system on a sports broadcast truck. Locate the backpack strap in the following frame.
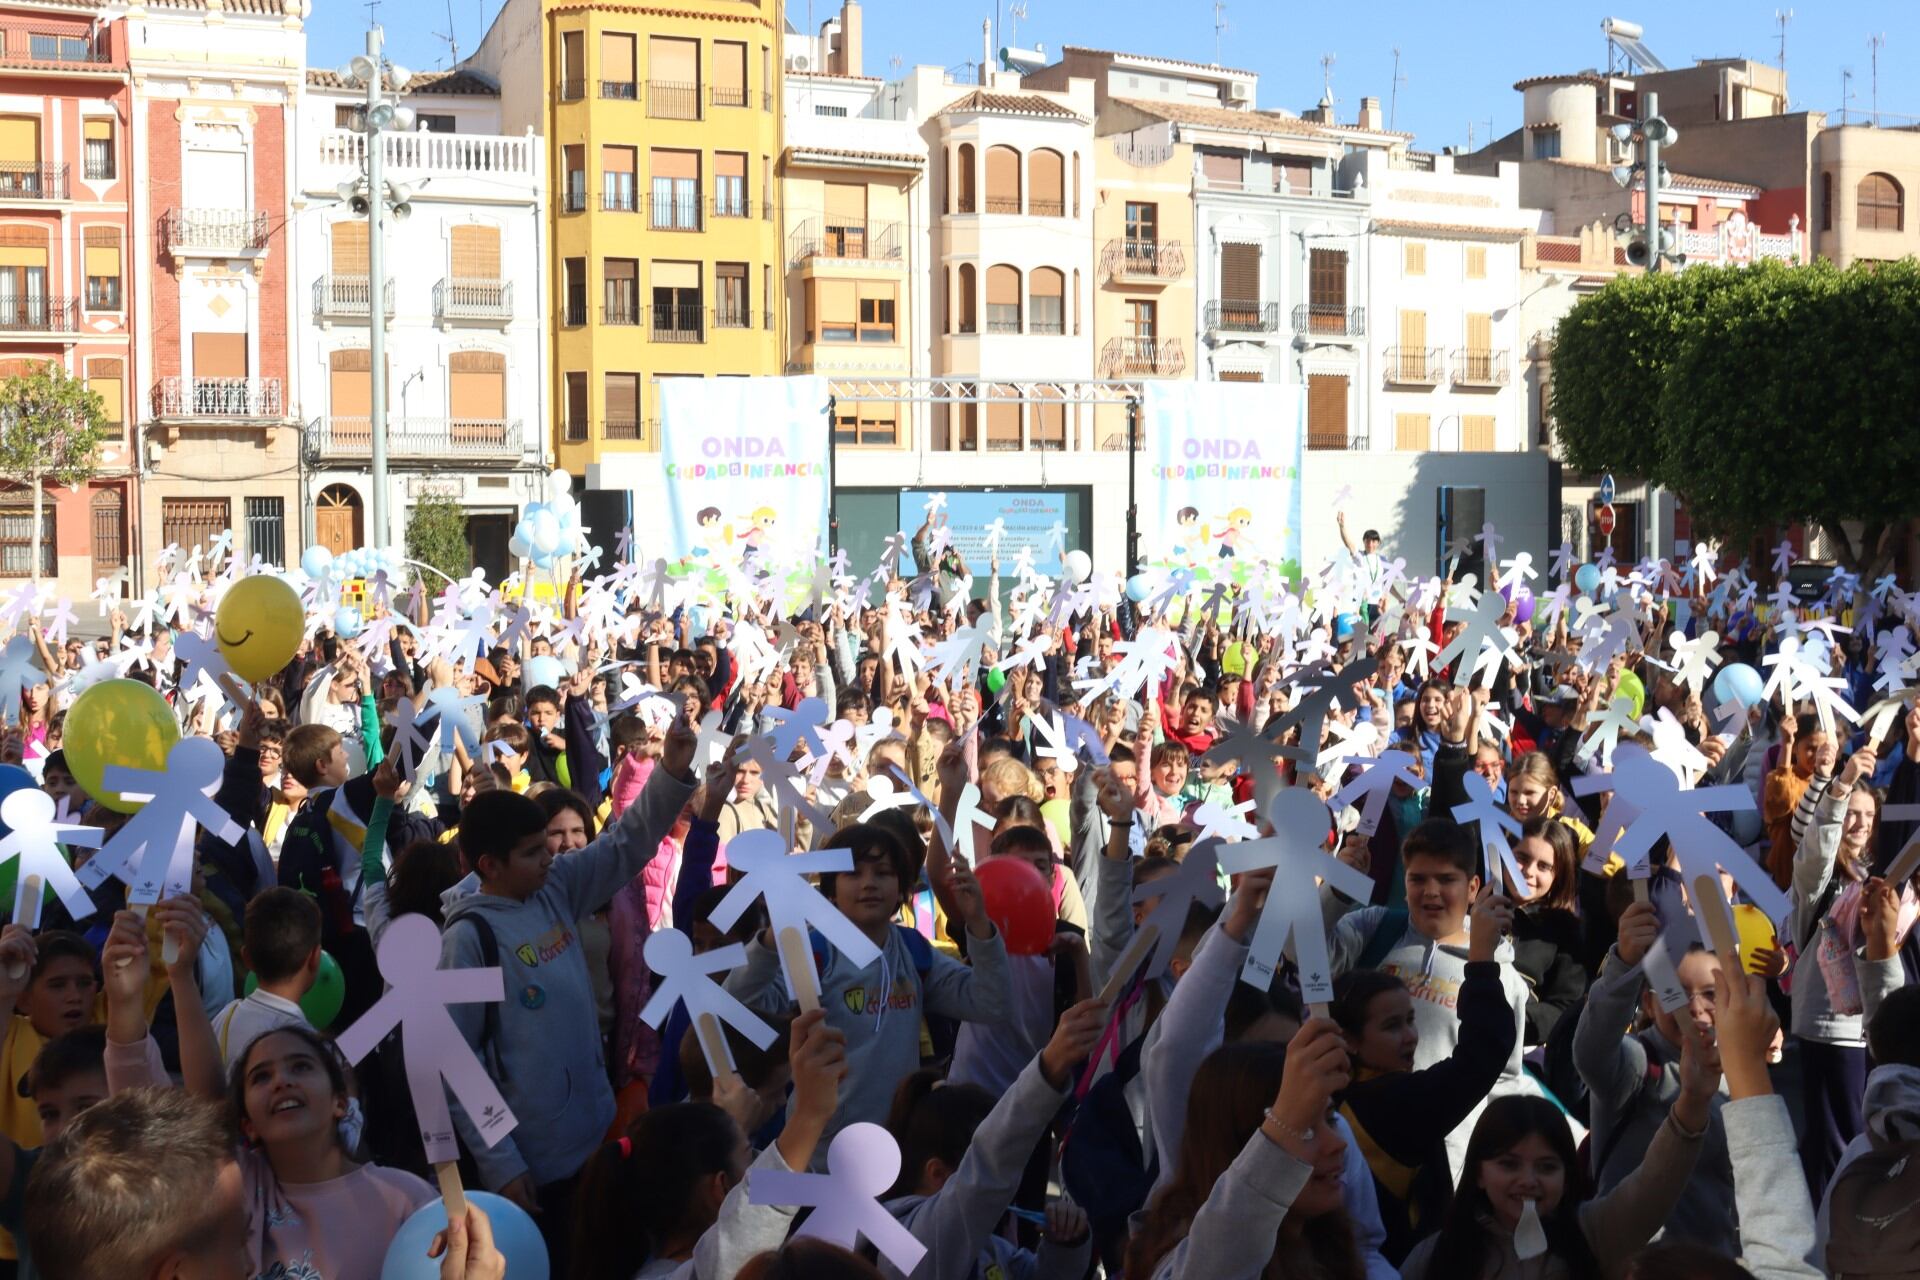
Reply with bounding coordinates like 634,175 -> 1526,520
460,914 -> 508,1083
1356,908 -> 1409,972
894,923 -> 934,978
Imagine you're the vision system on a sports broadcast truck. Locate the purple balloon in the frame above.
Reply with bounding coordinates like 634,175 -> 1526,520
1512,586 -> 1535,625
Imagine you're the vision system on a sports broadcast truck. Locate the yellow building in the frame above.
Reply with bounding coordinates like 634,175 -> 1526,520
473,0 -> 787,509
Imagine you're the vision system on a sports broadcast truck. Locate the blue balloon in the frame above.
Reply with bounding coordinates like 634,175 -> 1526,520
0,764 -> 36,839
332,606 -> 363,639
1574,563 -> 1601,594
300,545 -> 334,580
1334,613 -> 1360,641
380,1192 -> 548,1280
1125,573 -> 1153,602
523,654 -> 566,690
1712,661 -> 1764,709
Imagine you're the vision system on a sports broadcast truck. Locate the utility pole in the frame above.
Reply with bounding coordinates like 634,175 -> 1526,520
1871,33 -> 1885,125
1388,46 -> 1406,132
1621,91 -> 1682,273
1775,8 -> 1792,72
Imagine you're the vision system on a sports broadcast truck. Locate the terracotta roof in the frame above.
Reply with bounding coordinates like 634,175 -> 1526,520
1664,170 -> 1758,194
545,2 -> 772,26
1513,72 -> 1605,91
789,71 -> 882,82
785,145 -> 924,167
1535,239 -> 1581,262
939,89 -> 1082,120
1115,94 -> 1409,140
1373,217 -> 1529,239
147,0 -> 291,11
1059,44 -> 1256,80
306,67 -> 498,95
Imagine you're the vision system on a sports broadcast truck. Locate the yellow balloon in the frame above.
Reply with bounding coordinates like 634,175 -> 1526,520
217,574 -> 304,682
63,679 -> 180,814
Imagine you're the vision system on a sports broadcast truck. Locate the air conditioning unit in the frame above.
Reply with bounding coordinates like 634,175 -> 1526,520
1227,80 -> 1252,103
786,54 -> 810,72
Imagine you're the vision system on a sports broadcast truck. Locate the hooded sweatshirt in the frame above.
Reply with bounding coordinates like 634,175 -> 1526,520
726,917 -> 1012,1161
1816,1062 -> 1920,1257
441,762 -> 695,1190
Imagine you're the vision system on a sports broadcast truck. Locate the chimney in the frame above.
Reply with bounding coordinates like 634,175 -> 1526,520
1303,92 -> 1333,124
1357,95 -> 1382,131
982,20 -> 991,84
835,1 -> 863,78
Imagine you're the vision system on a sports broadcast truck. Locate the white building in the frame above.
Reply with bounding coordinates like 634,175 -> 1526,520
293,70 -> 548,577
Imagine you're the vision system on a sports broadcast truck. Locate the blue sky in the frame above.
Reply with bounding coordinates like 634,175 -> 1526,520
315,1 -> 1920,153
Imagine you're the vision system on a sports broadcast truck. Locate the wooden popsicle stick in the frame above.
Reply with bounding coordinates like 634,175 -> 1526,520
777,926 -> 821,1013
1692,874 -> 1742,966
435,1161 -> 467,1218
1632,877 -> 1651,904
1095,924 -> 1160,1005
1308,1001 -> 1331,1021
695,1011 -> 742,1089
119,902 -> 149,970
1886,835 -> 1920,889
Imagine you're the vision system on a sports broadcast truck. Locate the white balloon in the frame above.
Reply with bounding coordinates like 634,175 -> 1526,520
508,532 -> 532,559
548,469 -> 574,501
550,492 -> 577,522
1063,549 -> 1093,584
528,509 -> 560,555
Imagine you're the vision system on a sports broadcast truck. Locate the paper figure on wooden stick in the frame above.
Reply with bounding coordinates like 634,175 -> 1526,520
1215,789 -> 1373,1005
749,1123 -> 928,1274
1450,772 -> 1527,894
333,914 -> 515,1166
1332,750 -> 1423,837
0,789 -> 102,927
638,928 -> 776,1080
79,737 -> 243,906
1131,837 -> 1225,980
708,831 -> 882,1002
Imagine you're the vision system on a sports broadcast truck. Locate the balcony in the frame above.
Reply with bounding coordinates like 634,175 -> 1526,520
647,81 -> 700,121
0,296 -> 76,334
314,131 -> 539,182
651,302 -> 704,344
713,303 -> 751,330
1101,336 -> 1187,378
600,189 -> 638,213
1308,430 -> 1370,451
0,27 -> 111,66
155,376 -> 282,421
0,163 -> 66,202
1452,349 -> 1510,388
602,300 -> 640,326
711,191 -> 751,220
710,85 -> 748,108
164,208 -> 269,257
557,79 -> 585,102
313,275 -> 395,322
788,218 -> 901,265
599,79 -> 638,101
603,417 -> 647,441
983,196 -> 1021,215
434,278 -> 512,324
1384,346 -> 1445,385
562,186 -> 586,213
1100,238 -> 1185,282
651,193 -> 704,232
1206,300 -> 1279,334
1293,304 -> 1366,339
308,416 -> 524,462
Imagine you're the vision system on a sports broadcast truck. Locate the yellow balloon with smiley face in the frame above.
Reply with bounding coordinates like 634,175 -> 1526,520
216,574 -> 305,682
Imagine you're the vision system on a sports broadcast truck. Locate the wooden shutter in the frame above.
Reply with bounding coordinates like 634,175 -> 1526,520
600,33 -> 635,80
1465,313 -> 1492,354
1308,249 -> 1346,308
331,221 -> 368,273
450,225 -> 500,278
714,41 -> 746,92
604,371 -> 638,421
1029,150 -> 1063,207
649,36 -> 697,83
1403,241 -> 1426,275
1461,415 -> 1496,451
87,359 -> 123,426
1201,151 -> 1243,185
450,350 -> 506,423
652,149 -> 698,180
825,182 -> 866,223
1220,242 -> 1260,308
1465,246 -> 1488,279
83,226 -> 119,278
715,151 -> 746,180
1394,413 -> 1430,450
329,349 -> 371,416
985,146 -> 1020,204
1307,374 -> 1347,446
1399,310 -> 1426,347
193,333 -> 247,378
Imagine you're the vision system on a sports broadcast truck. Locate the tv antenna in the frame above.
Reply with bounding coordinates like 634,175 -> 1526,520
1870,32 -> 1885,125
1840,66 -> 1854,126
433,0 -> 459,67
1212,2 -> 1230,67
1389,46 -> 1407,131
1775,9 -> 1792,71
1319,52 -> 1336,111
1007,1 -> 1027,49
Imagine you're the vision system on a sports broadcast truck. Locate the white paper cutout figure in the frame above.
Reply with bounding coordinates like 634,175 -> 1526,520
750,1123 -> 928,1273
1577,695 -> 1642,769
856,775 -> 916,824
708,831 -> 883,1000
0,789 -> 103,927
79,738 -> 244,905
1268,657 -> 1379,766
1332,749 -> 1424,837
1131,838 -> 1226,979
333,914 -> 516,1164
1216,790 -> 1374,1002
1666,629 -> 1722,696
1450,772 -> 1528,894
638,929 -> 777,1076
764,697 -> 830,759
1190,796 -> 1258,844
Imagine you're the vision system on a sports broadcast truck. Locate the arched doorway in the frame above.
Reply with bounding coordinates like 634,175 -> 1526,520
316,484 -> 362,555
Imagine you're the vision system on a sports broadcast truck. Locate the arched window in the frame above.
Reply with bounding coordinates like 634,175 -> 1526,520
984,145 -> 1021,214
1858,173 -> 1903,231
1028,149 -> 1064,216
1820,171 -> 1832,231
957,263 -> 977,333
985,264 -> 1021,332
1072,151 -> 1081,217
955,143 -> 976,213
1029,266 -> 1064,334
942,145 -> 951,214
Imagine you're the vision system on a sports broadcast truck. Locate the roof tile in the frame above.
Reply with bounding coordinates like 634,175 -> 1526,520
939,89 -> 1082,120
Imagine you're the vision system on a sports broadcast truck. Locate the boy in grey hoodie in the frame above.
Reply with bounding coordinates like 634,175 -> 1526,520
441,714 -> 697,1261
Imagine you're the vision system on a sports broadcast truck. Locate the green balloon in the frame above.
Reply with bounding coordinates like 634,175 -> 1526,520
1616,669 -> 1647,720
243,951 -> 346,1031
985,669 -> 1007,695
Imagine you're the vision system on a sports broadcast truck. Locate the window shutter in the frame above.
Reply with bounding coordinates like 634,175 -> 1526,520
1462,415 -> 1496,451
1466,313 -> 1492,353
1465,246 -> 1488,279
1220,242 -> 1260,305
1029,150 -> 1064,207
1308,249 -> 1346,308
1403,241 -> 1426,275
648,36 -> 697,83
604,372 -> 638,421
450,351 -> 506,420
331,221 -> 368,274
1394,413 -> 1430,450
450,225 -> 500,278
192,333 -> 247,378
825,182 -> 866,223
600,33 -> 635,80
329,349 -> 372,417
986,265 -> 1019,307
83,118 -> 111,142
715,151 -> 747,179
1399,310 -> 1426,348
83,227 -> 119,278
714,41 -> 746,92
651,149 -> 699,180
0,118 -> 37,164
1307,374 -> 1348,444
602,145 -> 636,174
1201,151 -> 1243,185
985,146 -> 1020,203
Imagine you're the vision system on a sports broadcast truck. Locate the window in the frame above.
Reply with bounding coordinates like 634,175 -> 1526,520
0,490 -> 52,576
1465,245 -> 1488,280
762,264 -> 772,328
1464,312 -> 1493,375
563,257 -> 586,325
85,358 -> 122,434
90,488 -> 125,584
714,152 -> 747,217
1201,151 -> 1243,188
603,372 -> 641,439
832,406 -> 899,447
1307,247 -> 1347,333
712,41 -> 748,107
1219,242 -> 1261,327
1437,486 -> 1486,581
1461,415 -> 1496,451
417,114 -> 457,133
1029,149 -> 1064,216
0,228 -> 47,328
1125,201 -> 1157,249
650,149 -> 700,229
160,498 -> 229,561
1394,412 -> 1431,451
1029,268 -> 1063,334
1127,298 -> 1156,340
651,261 -> 702,340
603,258 -> 639,324
1821,171 -> 1832,231
82,118 -> 113,180
858,283 -> 896,342
985,264 -> 1021,332
1306,374 -> 1349,448
83,227 -> 120,310
600,32 -> 637,99
1403,241 -> 1426,276
562,145 -> 585,212
334,104 -> 361,128
328,349 -> 372,436
28,31 -> 92,62
1530,126 -> 1561,160
1859,173 -> 1903,232
957,263 -> 976,333
825,182 -> 867,255
955,144 -> 976,213
449,351 -> 507,444
192,333 -> 247,388
648,36 -> 700,120
449,225 -> 501,292
1395,310 -> 1428,379
559,30 -> 585,98
564,371 -> 588,441
601,145 -> 637,210
244,497 -> 285,569
984,145 -> 1021,213
810,280 -> 856,342
1273,155 -> 1312,194
716,262 -> 749,327
814,104 -> 848,118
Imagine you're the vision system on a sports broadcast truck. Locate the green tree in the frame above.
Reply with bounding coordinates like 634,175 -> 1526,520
0,363 -> 110,586
404,490 -> 470,587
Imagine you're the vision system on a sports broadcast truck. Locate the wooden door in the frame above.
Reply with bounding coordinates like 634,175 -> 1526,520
316,484 -> 361,555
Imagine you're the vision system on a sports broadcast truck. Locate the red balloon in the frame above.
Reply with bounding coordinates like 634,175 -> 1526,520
972,855 -> 1056,956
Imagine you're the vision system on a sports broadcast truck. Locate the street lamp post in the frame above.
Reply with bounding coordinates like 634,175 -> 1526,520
339,29 -> 417,550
